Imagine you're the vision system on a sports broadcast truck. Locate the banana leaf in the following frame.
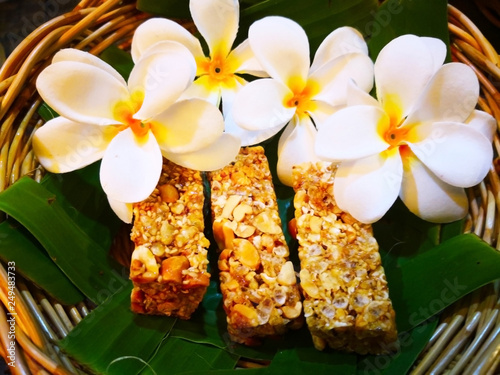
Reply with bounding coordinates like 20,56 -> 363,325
142,337 -> 240,375
59,286 -> 176,375
0,218 -> 84,304
0,169 -> 124,305
367,0 -> 450,59
137,0 -> 379,54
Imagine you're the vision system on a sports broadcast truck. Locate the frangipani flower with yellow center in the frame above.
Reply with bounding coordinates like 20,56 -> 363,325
131,0 -> 268,146
33,43 -> 240,223
316,34 -> 496,224
231,16 -> 374,186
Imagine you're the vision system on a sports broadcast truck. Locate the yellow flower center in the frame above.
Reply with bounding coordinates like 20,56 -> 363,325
384,122 -> 409,148
197,48 -> 238,89
380,95 -> 414,149
113,92 -> 150,138
284,77 -> 319,118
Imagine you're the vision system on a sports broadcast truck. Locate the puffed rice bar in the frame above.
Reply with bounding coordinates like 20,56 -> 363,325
129,159 -> 210,319
292,161 -> 397,355
209,146 -> 303,346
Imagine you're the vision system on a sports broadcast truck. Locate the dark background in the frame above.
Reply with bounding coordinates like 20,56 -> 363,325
0,0 -> 498,374
0,0 -> 499,61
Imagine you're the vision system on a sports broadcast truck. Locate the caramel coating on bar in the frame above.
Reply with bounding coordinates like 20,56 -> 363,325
209,147 -> 303,345
292,161 -> 398,355
129,159 -> 210,319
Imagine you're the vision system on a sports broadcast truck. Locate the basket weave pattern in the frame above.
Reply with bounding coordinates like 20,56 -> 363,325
0,1 -> 498,374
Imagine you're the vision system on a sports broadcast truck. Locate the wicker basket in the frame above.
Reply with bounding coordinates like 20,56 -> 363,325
0,1 -> 499,374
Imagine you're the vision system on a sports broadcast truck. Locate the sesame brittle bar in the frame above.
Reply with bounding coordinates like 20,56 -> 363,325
292,161 -> 398,355
209,147 -> 303,345
129,159 -> 210,319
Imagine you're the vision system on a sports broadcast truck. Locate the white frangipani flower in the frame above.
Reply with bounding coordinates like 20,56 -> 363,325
316,34 -> 496,224
131,0 -> 268,146
33,43 -> 240,223
231,16 -> 374,186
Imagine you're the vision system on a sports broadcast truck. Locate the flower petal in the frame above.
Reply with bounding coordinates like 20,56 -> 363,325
408,121 -> 493,187
179,75 -> 221,106
33,117 -> 116,173
164,133 -> 240,171
277,117 -> 320,186
346,79 -> 379,107
310,26 -> 368,73
421,36 -> 448,73
130,41 -> 196,120
36,61 -> 130,126
334,149 -> 403,224
190,0 -> 239,58
307,101 -> 339,130
53,48 -> 127,87
405,63 -> 479,126
311,52 -> 374,106
100,128 -> 162,202
152,99 -> 224,154
228,39 -> 267,77
232,78 -> 295,131
107,197 -> 133,223
465,109 -> 496,142
400,152 -> 468,223
130,18 -> 204,63
221,85 -> 281,146
374,34 -> 440,118
316,105 -> 389,161
249,16 -> 309,87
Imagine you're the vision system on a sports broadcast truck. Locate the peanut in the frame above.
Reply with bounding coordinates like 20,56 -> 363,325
233,203 -> 252,222
254,211 -> 282,234
232,304 -> 259,327
130,246 -> 159,282
221,195 -> 242,219
277,261 -> 297,286
230,170 -> 251,185
223,278 -> 240,291
234,223 -> 256,238
159,184 -> 179,203
160,255 -> 189,284
171,202 -> 185,215
160,221 -> 175,245
218,249 -> 232,271
233,239 -> 261,270
213,220 -> 235,250
309,216 -> 322,233
299,269 -> 320,298
282,301 -> 302,319
183,272 -> 210,288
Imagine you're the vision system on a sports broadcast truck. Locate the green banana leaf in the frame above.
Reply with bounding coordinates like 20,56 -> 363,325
142,337 -> 240,375
367,0 -> 450,59
59,286 -> 176,375
137,0 -> 379,54
0,169 -> 124,305
0,218 -> 84,304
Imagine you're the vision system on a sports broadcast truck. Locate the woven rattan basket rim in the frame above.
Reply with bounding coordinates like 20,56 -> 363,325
0,1 -> 499,374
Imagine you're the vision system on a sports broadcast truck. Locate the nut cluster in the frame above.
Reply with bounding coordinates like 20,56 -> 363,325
129,159 -> 211,319
292,161 -> 398,355
209,147 -> 303,345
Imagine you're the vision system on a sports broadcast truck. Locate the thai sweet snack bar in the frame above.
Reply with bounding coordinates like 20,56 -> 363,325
292,161 -> 398,355
129,159 -> 211,319
209,146 -> 303,345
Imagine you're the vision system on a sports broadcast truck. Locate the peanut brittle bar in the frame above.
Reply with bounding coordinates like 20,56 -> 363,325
292,161 -> 398,355
129,159 -> 210,319
209,146 -> 303,345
